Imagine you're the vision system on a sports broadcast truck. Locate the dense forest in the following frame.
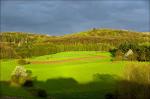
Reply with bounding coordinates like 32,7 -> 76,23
0,28 -> 150,61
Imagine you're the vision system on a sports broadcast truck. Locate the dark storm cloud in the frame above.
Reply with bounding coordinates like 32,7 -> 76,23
1,0 -> 149,35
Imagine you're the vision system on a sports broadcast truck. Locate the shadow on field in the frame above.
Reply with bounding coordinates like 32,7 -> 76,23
1,74 -> 150,99
33,74 -> 118,99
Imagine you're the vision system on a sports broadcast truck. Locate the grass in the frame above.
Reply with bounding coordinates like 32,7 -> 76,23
0,81 -> 34,98
30,51 -> 111,61
0,60 -> 18,81
26,61 -> 124,83
0,51 -> 149,99
1,51 -> 121,82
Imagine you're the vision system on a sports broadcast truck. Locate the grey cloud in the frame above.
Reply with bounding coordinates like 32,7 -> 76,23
1,0 -> 149,35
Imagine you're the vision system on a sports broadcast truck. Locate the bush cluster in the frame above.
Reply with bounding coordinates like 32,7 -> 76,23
11,66 -> 32,86
18,59 -> 30,65
110,42 -> 150,61
116,63 -> 150,99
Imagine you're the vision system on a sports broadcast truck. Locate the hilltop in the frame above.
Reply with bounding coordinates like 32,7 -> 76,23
64,28 -> 143,36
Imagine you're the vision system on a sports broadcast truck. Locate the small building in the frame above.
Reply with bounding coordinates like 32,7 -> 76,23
124,49 -> 134,59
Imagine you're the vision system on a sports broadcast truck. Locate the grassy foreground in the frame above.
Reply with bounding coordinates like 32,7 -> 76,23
0,51 -> 148,99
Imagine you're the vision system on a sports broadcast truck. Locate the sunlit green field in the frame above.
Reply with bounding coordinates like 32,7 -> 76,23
0,51 -> 123,82
0,51 -> 148,99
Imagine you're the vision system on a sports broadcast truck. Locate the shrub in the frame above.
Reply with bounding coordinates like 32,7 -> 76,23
23,80 -> 33,87
11,66 -> 33,86
124,63 -> 150,84
22,70 -> 33,87
11,66 -> 27,86
28,88 -> 47,98
126,54 -> 137,61
105,93 -> 115,99
36,89 -> 47,98
93,73 -> 116,82
114,50 -> 124,61
117,63 -> 150,99
18,59 -> 30,65
109,48 -> 117,57
111,42 -> 150,61
118,42 -> 138,53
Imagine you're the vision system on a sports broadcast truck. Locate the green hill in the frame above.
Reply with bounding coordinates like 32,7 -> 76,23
0,28 -> 150,59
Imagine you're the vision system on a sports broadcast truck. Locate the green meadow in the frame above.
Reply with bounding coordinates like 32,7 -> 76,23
1,51 -> 123,82
0,51 -> 149,99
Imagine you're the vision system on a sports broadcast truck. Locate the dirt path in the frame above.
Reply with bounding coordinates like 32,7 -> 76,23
31,55 -> 107,64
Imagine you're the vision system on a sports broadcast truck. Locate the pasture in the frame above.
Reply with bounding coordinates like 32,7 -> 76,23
1,51 -> 124,82
0,51 -> 148,99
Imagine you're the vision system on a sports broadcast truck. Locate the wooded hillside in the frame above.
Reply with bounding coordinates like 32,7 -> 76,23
0,28 -> 150,59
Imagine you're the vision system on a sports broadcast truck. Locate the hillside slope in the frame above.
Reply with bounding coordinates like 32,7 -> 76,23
0,28 -> 150,59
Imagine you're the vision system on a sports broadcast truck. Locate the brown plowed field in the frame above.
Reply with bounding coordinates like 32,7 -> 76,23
31,55 -> 107,64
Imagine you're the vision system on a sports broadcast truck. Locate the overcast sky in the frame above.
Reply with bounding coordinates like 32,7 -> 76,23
1,0 -> 149,35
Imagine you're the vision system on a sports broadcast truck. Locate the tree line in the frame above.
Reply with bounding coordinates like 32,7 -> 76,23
0,29 -> 149,61
110,42 -> 150,61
